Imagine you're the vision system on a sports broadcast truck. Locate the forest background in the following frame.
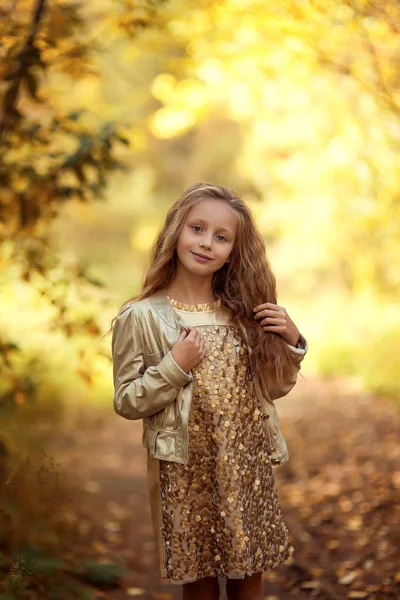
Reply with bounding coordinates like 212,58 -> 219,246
0,0 -> 399,599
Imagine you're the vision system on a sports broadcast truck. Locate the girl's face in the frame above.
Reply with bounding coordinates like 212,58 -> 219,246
176,198 -> 238,275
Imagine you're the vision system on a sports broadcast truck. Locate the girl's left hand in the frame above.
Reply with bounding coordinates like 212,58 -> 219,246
253,302 -> 300,346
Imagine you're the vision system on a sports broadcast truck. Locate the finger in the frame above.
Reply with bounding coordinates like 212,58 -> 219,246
196,334 -> 204,349
265,303 -> 283,311
253,303 -> 281,312
254,309 -> 283,321
260,316 -> 286,326
262,325 -> 285,332
188,329 -> 200,344
254,309 -> 279,320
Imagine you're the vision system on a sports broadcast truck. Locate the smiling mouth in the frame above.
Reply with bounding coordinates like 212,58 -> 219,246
191,251 -> 212,260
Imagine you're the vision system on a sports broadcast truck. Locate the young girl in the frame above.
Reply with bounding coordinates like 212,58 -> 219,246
110,182 -> 307,600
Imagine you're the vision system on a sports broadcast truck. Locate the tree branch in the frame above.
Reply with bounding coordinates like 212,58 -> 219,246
0,0 -> 48,135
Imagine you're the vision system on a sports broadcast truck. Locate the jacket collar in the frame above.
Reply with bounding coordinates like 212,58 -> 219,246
148,288 -> 186,331
148,288 -> 249,340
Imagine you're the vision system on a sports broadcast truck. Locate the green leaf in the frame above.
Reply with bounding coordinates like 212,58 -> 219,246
71,560 -> 127,586
13,545 -> 61,575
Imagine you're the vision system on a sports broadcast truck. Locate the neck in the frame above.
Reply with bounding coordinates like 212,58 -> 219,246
166,273 -> 217,305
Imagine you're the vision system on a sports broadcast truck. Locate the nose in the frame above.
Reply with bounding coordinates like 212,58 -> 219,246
199,234 -> 213,249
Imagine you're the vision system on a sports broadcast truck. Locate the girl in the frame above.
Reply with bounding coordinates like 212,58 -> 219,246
110,182 -> 307,600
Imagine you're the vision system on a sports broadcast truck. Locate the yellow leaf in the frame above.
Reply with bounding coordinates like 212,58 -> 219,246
126,588 -> 145,597
346,515 -> 362,531
84,480 -> 100,494
338,570 -> 359,585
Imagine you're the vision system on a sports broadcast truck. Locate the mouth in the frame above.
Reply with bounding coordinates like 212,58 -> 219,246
191,251 -> 212,260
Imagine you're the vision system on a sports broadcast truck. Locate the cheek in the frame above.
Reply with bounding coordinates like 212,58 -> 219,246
220,245 -> 233,260
179,229 -> 196,248
176,231 -> 192,253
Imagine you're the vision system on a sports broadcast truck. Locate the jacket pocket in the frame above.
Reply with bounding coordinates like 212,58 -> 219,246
154,429 -> 179,458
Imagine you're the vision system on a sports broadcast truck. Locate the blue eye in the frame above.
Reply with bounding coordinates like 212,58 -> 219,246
191,225 -> 226,242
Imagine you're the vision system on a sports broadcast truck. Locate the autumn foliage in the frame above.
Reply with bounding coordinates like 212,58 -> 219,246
0,0 -> 400,597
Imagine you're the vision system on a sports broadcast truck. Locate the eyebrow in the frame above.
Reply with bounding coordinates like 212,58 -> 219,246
189,217 -> 233,235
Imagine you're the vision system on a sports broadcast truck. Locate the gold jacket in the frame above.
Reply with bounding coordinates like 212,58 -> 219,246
112,289 -> 308,469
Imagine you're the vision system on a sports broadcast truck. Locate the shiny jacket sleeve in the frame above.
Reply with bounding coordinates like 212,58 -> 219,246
112,304 -> 193,420
268,333 -> 308,401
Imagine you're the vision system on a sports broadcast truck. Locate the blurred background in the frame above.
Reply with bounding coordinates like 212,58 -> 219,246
0,1 -> 399,599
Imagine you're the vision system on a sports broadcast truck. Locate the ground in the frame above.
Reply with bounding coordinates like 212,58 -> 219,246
50,376 -> 400,600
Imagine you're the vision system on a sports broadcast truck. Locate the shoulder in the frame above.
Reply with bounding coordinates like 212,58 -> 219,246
115,297 -> 152,323
112,300 -> 150,346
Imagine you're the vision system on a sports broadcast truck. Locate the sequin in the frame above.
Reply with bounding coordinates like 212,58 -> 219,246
158,301 -> 292,583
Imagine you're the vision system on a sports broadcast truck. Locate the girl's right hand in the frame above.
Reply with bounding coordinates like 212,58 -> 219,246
170,327 -> 206,374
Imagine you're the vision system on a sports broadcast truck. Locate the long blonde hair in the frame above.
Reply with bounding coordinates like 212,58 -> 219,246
108,182 -> 299,390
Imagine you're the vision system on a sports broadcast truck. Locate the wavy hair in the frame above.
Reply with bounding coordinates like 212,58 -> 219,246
108,182 -> 299,390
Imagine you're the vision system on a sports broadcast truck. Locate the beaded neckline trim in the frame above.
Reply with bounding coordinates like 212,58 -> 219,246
167,295 -> 221,312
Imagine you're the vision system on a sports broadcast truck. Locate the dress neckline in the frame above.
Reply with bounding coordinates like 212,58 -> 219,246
166,295 -> 221,312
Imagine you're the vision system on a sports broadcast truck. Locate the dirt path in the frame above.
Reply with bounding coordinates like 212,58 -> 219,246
52,376 -> 400,600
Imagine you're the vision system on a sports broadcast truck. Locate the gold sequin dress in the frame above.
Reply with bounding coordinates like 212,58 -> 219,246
147,297 -> 292,585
